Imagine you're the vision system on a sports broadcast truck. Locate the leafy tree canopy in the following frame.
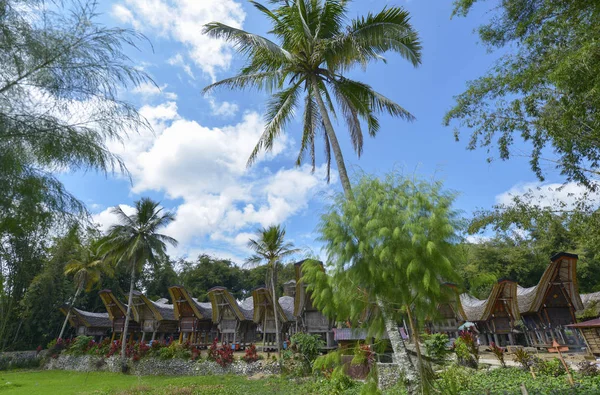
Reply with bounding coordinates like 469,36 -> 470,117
445,0 -> 600,188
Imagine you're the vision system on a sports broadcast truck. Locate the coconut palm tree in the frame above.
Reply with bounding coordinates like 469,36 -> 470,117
246,225 -> 299,365
58,240 -> 114,340
102,198 -> 177,370
203,0 -> 421,197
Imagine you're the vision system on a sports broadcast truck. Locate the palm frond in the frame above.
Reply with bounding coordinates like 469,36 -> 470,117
203,23 -> 291,61
247,80 -> 303,166
203,71 -> 284,94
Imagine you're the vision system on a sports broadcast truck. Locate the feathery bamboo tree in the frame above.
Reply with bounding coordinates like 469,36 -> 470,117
102,198 -> 177,371
59,239 -> 114,339
246,225 -> 299,367
203,0 -> 421,197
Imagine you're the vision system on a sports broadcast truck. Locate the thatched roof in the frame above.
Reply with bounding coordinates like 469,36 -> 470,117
517,252 -> 583,314
130,290 -> 176,322
60,307 -> 111,329
279,296 -> 295,321
460,280 -> 520,322
168,286 -> 212,320
251,287 -> 289,324
437,283 -> 467,322
98,289 -> 131,321
207,287 -> 253,323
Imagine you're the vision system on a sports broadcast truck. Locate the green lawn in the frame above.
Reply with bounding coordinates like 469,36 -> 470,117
0,370 -> 333,395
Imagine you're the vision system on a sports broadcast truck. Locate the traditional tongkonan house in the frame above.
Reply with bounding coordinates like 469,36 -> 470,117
59,306 -> 112,340
251,287 -> 295,349
168,286 -> 215,346
427,283 -> 467,339
130,290 -> 179,342
460,279 -> 521,346
293,260 -> 335,348
207,287 -> 256,347
516,252 -> 585,348
98,289 -> 141,341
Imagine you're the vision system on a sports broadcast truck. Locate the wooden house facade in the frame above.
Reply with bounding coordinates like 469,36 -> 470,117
427,283 -> 467,339
207,287 -> 256,346
251,287 -> 295,348
460,280 -> 521,346
98,289 -> 140,341
293,260 -> 335,348
168,286 -> 216,345
516,252 -> 584,347
130,290 -> 178,341
59,307 -> 111,340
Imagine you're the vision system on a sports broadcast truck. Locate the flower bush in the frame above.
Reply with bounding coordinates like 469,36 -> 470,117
489,342 -> 506,368
453,331 -> 479,369
242,344 -> 259,363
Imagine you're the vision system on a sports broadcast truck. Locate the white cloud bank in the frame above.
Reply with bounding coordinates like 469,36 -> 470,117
112,0 -> 246,81
496,181 -> 600,209
97,101 -> 333,258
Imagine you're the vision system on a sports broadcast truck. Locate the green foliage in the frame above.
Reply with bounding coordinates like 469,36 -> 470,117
313,350 -> 342,374
159,342 -> 192,360
454,332 -> 478,369
434,364 -> 471,395
291,332 -> 325,369
489,342 -> 506,368
447,0 -> 600,189
66,336 -> 94,356
422,333 -> 451,363
306,171 -> 461,336
512,348 -> 535,371
535,358 -> 566,377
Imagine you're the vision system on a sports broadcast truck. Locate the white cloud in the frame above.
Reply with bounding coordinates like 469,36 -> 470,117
92,205 -> 136,233
208,96 -> 238,117
105,101 -> 331,258
495,181 -> 600,210
132,82 -> 177,101
112,0 -> 246,80
168,53 -> 195,80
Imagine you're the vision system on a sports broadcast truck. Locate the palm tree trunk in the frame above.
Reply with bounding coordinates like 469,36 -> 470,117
121,262 -> 136,371
311,76 -> 353,198
59,284 -> 83,339
377,297 -> 419,391
271,261 -> 282,369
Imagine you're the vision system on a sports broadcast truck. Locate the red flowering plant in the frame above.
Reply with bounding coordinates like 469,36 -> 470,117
207,338 -> 219,361
242,344 -> 259,363
106,340 -> 121,358
490,342 -> 506,368
215,343 -> 234,367
191,346 -> 202,361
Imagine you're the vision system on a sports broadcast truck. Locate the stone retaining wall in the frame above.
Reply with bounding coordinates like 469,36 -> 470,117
377,363 -> 401,390
0,350 -> 44,370
44,355 -> 280,376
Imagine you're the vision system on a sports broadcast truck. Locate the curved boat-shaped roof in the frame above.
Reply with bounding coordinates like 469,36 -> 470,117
168,286 -> 212,320
98,289 -> 131,321
460,280 -> 520,322
251,287 -> 290,324
516,252 -> 583,313
60,306 -> 111,328
207,287 -> 253,323
130,290 -> 176,321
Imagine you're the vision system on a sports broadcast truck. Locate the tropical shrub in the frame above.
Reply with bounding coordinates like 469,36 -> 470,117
313,350 -> 342,377
66,336 -> 94,356
350,344 -> 375,369
290,333 -> 324,367
512,348 -> 535,371
454,332 -> 478,369
242,344 -> 259,363
214,343 -> 234,367
207,338 -> 219,361
423,333 -> 451,362
534,357 -> 565,377
489,342 -> 506,368
434,364 -> 471,394
159,342 -> 191,360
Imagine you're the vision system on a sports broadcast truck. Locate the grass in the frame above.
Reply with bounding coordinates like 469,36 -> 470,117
0,370 -> 325,395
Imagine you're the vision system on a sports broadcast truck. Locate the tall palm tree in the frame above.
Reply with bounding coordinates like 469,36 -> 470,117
246,225 -> 299,365
58,240 -> 114,340
102,198 -> 177,369
203,0 -> 421,197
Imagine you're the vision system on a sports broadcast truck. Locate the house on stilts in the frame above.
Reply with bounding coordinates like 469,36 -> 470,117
460,279 -> 521,346
130,290 -> 178,341
293,260 -> 335,348
98,290 -> 141,341
168,286 -> 215,346
251,287 -> 295,349
59,307 -> 112,340
516,252 -> 585,347
207,287 -> 256,347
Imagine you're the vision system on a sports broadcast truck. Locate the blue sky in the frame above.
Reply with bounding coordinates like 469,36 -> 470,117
59,0 -> 578,263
